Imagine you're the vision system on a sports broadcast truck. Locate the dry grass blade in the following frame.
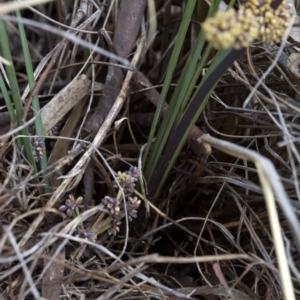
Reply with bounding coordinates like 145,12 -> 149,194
200,133 -> 298,300
0,0 -> 54,14
173,286 -> 257,300
1,1 -> 300,299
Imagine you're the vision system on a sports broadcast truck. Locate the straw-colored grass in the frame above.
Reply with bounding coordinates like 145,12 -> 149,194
0,1 -> 299,299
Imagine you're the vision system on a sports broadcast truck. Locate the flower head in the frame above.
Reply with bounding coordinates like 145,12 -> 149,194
102,196 -> 120,216
59,195 -> 84,217
114,171 -> 136,193
202,0 -> 292,49
242,0 -> 292,44
108,217 -> 122,236
76,228 -> 97,247
31,137 -> 46,162
128,166 -> 141,179
127,196 -> 141,221
202,8 -> 258,49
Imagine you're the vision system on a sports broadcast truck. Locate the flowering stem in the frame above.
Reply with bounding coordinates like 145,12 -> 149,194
116,188 -> 123,201
75,207 -> 80,217
91,211 -> 107,230
95,217 -> 112,235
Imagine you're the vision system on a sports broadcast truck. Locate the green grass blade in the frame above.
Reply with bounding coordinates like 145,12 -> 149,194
0,74 -> 16,122
157,20 -> 181,83
143,0 -> 198,173
180,44 -> 212,114
0,18 -> 38,175
144,31 -> 206,181
16,9 -> 48,176
150,48 -> 242,197
144,0 -> 223,182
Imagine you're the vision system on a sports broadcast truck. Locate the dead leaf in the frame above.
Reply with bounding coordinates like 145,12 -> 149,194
41,75 -> 102,133
48,97 -> 87,187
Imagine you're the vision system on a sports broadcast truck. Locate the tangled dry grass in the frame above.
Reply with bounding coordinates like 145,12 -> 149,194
0,0 -> 300,299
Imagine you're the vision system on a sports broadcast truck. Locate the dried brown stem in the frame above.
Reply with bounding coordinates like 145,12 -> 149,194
84,0 -> 147,132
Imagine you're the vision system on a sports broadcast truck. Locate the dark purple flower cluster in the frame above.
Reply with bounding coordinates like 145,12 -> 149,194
102,196 -> 120,216
114,166 -> 141,193
31,137 -> 46,162
101,166 -> 142,236
108,218 -> 122,236
126,197 -> 141,221
128,166 -> 141,179
59,195 -> 84,217
76,228 -> 97,246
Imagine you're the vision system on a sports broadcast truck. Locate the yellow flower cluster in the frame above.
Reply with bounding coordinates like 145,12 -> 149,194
202,8 -> 259,49
243,0 -> 292,44
202,0 -> 292,49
